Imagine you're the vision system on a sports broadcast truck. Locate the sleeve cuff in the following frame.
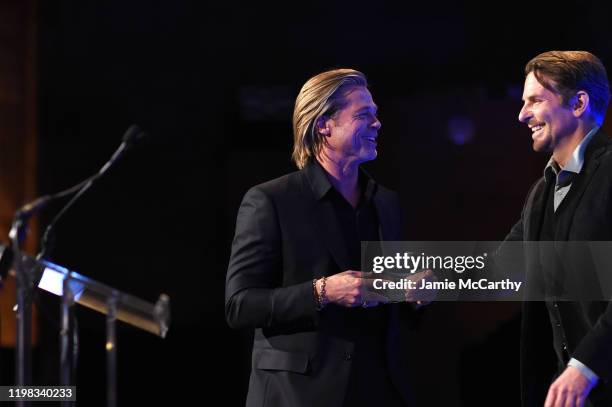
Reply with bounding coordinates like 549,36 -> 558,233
568,358 -> 599,386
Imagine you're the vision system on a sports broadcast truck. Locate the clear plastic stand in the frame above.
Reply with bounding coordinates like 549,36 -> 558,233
3,245 -> 170,407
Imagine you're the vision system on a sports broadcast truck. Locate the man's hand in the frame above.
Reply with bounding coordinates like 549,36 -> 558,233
318,270 -> 388,308
405,269 -> 437,306
544,366 -> 596,407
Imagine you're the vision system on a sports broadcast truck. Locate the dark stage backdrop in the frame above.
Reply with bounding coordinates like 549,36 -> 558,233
1,0 -> 610,406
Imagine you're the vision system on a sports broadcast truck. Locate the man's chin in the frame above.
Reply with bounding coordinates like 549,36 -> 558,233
358,151 -> 377,163
532,140 -> 550,153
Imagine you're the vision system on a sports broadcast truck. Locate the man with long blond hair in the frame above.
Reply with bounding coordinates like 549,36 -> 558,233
226,69 -> 419,406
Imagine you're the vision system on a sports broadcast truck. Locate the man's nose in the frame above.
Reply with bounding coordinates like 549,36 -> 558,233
518,104 -> 530,123
371,117 -> 382,130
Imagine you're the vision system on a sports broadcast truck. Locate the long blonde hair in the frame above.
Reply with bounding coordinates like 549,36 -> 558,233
291,69 -> 367,169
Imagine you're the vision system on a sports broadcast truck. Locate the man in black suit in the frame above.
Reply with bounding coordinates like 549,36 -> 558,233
225,69 -> 422,406
506,51 -> 612,407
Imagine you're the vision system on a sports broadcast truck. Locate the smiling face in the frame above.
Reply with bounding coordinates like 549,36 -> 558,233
518,72 -> 579,155
319,86 -> 381,167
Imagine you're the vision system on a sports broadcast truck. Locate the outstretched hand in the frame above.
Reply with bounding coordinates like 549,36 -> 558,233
544,366 -> 595,407
318,270 -> 388,308
405,269 -> 437,307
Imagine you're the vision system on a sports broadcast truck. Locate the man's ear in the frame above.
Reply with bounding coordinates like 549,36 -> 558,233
316,115 -> 331,136
572,91 -> 590,118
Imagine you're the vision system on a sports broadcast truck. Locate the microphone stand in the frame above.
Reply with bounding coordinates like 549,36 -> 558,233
9,203 -> 38,407
8,125 -> 146,406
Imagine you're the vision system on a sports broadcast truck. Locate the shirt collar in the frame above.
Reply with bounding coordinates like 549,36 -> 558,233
304,159 -> 377,202
544,126 -> 599,181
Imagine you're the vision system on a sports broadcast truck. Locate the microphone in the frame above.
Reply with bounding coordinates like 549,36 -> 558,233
8,125 -> 148,258
122,124 -> 147,145
37,124 -> 147,259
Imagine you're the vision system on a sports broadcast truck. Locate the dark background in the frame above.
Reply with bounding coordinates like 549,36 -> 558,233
5,0 -> 612,405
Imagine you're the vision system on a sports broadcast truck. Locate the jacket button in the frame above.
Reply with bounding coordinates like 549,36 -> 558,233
345,352 -> 353,361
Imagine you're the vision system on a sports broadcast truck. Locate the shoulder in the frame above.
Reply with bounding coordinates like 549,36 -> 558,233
598,138 -> 612,163
526,177 -> 546,197
241,170 -> 308,208
588,129 -> 612,162
520,177 -> 546,213
374,183 -> 401,207
589,133 -> 612,177
376,183 -> 399,198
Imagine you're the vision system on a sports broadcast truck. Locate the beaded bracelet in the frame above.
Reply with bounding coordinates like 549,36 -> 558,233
313,277 -> 327,310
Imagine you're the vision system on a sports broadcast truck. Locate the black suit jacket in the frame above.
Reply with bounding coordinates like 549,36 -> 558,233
225,161 -> 417,407
502,129 -> 612,406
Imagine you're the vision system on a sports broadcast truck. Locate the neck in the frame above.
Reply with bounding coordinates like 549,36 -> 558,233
316,154 -> 360,206
552,121 -> 597,167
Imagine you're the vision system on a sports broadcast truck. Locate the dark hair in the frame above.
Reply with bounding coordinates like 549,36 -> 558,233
525,51 -> 610,122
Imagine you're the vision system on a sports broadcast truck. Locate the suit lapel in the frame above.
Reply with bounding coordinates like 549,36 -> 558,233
301,162 -> 352,272
525,179 -> 548,241
301,161 -> 392,271
555,130 -> 609,240
555,153 -> 605,240
373,192 -> 392,241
